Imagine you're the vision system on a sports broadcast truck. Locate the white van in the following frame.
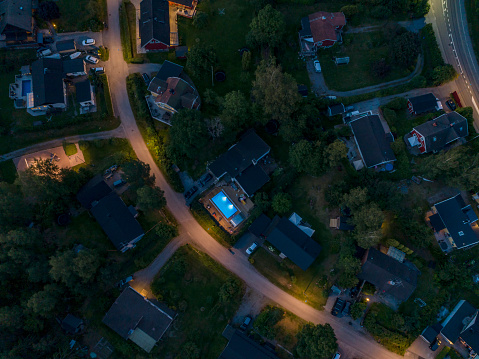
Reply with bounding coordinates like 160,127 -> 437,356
37,48 -> 52,57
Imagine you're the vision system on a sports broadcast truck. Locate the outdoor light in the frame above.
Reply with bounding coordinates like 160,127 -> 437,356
228,205 -> 233,210
222,196 -> 227,201
366,298 -> 370,302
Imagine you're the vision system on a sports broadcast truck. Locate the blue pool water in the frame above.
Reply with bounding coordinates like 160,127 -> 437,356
22,80 -> 31,96
211,191 -> 238,219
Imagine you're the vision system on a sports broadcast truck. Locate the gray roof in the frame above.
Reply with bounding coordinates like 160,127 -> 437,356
328,103 -> 345,116
139,0 -> 169,47
249,214 -> 272,237
357,248 -> 419,302
76,175 -> 112,209
209,130 -> 271,179
420,322 -> 443,343
56,39 -> 76,53
75,79 -> 92,103
219,330 -> 279,359
264,216 -> 321,271
408,93 -> 439,114
235,164 -> 270,196
90,192 -> 144,251
413,112 -> 468,153
350,114 -> 396,168
103,287 -> 175,344
299,16 -> 312,38
31,58 -> 65,106
459,316 -> 479,353
434,194 -> 479,249
63,58 -> 85,74
156,60 -> 184,81
0,0 -> 32,36
441,300 -> 476,343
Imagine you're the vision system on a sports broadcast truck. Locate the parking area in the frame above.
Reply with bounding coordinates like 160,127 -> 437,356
13,144 -> 85,172
55,32 -> 104,51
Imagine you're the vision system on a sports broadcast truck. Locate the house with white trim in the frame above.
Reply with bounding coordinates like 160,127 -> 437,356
299,11 -> 346,55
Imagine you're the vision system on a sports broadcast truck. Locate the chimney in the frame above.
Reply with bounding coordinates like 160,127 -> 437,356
169,88 -> 175,94
432,122 -> 437,127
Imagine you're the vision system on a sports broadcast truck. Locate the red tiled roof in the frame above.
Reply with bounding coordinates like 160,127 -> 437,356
308,11 -> 346,43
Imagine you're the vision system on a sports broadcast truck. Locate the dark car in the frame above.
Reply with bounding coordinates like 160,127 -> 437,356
342,301 -> 351,316
142,73 -> 150,85
200,173 -> 213,186
185,186 -> 198,200
446,99 -> 457,111
43,37 -> 54,44
429,337 -> 441,351
331,298 -> 345,316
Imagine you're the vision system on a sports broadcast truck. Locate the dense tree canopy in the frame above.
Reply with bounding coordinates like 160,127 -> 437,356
38,1 -> 60,21
295,323 -> 338,359
186,44 -> 217,79
390,31 -> 420,67
247,4 -> 285,49
121,159 -> 155,190
136,185 -> 167,211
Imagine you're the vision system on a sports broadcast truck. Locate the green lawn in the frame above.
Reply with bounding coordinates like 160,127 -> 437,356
151,245 -> 243,358
55,0 -> 106,32
63,142 -> 77,156
319,31 -> 413,92
76,138 -> 136,172
0,160 -> 17,183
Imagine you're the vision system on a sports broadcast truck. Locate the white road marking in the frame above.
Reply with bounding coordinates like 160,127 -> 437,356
472,96 -> 479,114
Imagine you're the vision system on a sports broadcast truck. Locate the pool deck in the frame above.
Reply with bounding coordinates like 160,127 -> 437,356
9,73 -> 32,109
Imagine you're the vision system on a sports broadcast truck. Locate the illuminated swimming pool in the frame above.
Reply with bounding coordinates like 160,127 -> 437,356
22,80 -> 31,96
211,191 -> 238,219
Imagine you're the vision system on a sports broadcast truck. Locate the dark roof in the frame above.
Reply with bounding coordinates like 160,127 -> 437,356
429,213 -> 446,231
264,216 -> 321,271
56,39 -> 76,53
91,193 -> 144,250
413,112 -> 469,153
63,58 -> 85,74
175,45 -> 188,58
299,16 -> 312,38
75,79 -> 92,103
338,216 -> 355,231
434,194 -> 479,249
102,287 -> 175,346
156,60 -> 184,81
350,115 -> 396,168
219,330 -> 279,359
328,103 -> 345,116
139,0 -> 170,47
249,214 -> 272,237
408,93 -> 439,114
209,130 -> 271,179
441,300 -> 476,343
235,165 -> 270,196
61,314 -> 83,334
31,58 -> 65,106
0,0 -> 32,35
297,84 -> 308,97
76,175 -> 112,209
357,248 -> 419,302
421,323 -> 443,343
170,0 -> 195,7
459,317 -> 479,352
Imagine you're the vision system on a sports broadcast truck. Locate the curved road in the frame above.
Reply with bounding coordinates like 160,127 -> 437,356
99,1 -> 405,358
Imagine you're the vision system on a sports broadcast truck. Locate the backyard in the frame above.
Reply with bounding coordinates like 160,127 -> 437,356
55,0 -> 106,32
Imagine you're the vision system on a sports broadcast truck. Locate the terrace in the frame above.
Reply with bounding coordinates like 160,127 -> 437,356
9,66 -> 33,109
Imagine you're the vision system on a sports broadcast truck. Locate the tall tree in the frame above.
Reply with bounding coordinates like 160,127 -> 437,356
220,91 -> 250,131
186,44 -> 217,79
247,4 -> 285,49
136,185 -> 167,211
390,31 -> 420,67
25,284 -> 61,318
272,192 -> 292,214
295,323 -> 338,359
121,160 -> 155,191
324,140 -> 348,167
38,1 -> 60,21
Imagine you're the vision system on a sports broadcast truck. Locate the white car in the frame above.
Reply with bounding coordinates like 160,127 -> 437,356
69,51 -> 81,59
246,242 -> 258,255
85,55 -> 99,64
313,60 -> 321,73
82,38 -> 95,46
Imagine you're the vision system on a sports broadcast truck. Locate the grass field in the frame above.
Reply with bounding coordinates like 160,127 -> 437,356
55,0 -> 106,32
151,245 -> 243,358
77,138 -> 136,172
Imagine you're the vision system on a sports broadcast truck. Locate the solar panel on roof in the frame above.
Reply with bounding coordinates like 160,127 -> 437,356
386,246 -> 406,263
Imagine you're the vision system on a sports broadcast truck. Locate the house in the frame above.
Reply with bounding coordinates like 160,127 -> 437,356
407,112 -> 468,154
299,11 -> 346,54
0,0 -> 33,43
428,194 -> 479,251
349,114 -> 396,169
61,314 -> 84,334
219,329 -> 279,359
357,248 -> 420,303
28,58 -> 67,116
102,286 -> 175,353
328,103 -> 345,117
407,93 -> 442,115
208,130 -> 271,197
63,58 -> 87,77
139,0 -> 170,51
75,79 -> 95,108
77,177 -> 145,252
249,213 -> 322,270
56,39 -> 76,54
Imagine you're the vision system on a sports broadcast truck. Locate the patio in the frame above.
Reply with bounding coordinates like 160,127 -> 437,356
145,95 -> 170,125
9,66 -> 33,109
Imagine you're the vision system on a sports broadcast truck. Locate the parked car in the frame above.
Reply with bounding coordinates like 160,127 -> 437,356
82,38 -> 95,46
142,73 -> 150,85
69,52 -> 82,59
246,242 -> 259,255
332,352 -> 341,359
84,55 -> 99,64
331,298 -> 345,316
446,99 -> 457,111
37,48 -> 52,57
184,186 -> 198,200
200,173 -> 213,186
43,37 -> 54,44
92,67 -> 104,74
313,60 -> 321,73
240,316 -> 251,331
342,301 -> 351,316
429,337 -> 441,351
113,179 -> 126,188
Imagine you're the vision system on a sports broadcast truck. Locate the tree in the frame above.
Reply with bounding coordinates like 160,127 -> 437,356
324,140 -> 348,167
74,250 -> 101,283
371,58 -> 391,78
336,254 -> 361,288
390,31 -> 420,67
38,1 -> 60,21
0,182 -> 32,229
295,323 -> 338,359
221,91 -> 250,131
272,192 -> 292,214
353,203 -> 385,248
289,140 -> 325,176
218,278 -> 241,302
432,64 -> 458,86
178,342 -> 200,359
192,12 -> 208,29
168,109 -> 209,161
340,5 -> 360,18
0,305 -> 24,331
252,60 -> 301,122
254,306 -> 284,339
121,160 -> 155,190
136,185 -> 167,211
26,284 -> 61,317
254,192 -> 271,212
343,187 -> 368,210
155,222 -> 178,240
186,44 -> 217,79
350,302 -> 367,320
49,251 -> 77,288
247,4 -> 285,49
242,51 -> 252,71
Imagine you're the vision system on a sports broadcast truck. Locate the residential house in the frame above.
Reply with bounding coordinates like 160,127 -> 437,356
406,112 -> 468,154
28,58 -> 67,116
56,39 -> 76,54
407,93 -> 442,115
357,248 -> 420,303
349,114 -> 396,170
102,286 -> 175,353
299,11 -> 346,54
75,79 -> 95,108
0,0 -> 33,44
63,58 -> 87,77
249,213 -> 321,271
220,329 -> 279,359
77,176 -> 145,252
427,194 -> 479,252
208,130 -> 271,197
328,103 -> 345,117
139,0 -> 170,51
61,314 -> 84,334
420,322 -> 443,344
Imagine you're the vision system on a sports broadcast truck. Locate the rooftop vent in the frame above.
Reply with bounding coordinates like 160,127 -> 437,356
459,231 -> 464,236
